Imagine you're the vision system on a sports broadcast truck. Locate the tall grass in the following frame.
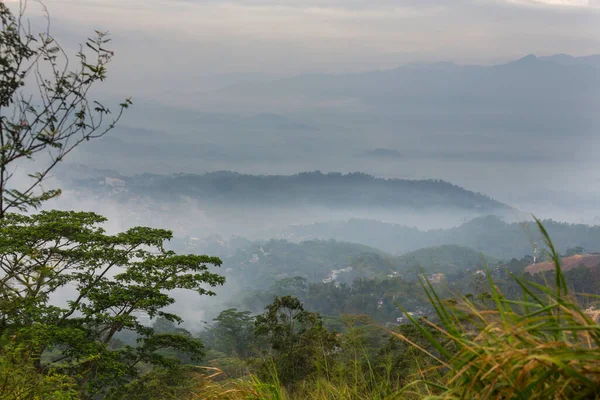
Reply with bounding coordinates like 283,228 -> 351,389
191,351 -> 410,399
398,217 -> 600,399
190,366 -> 286,400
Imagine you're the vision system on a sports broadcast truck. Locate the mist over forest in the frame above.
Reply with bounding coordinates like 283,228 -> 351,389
56,53 -> 600,225
39,51 -> 600,332
1,1 -> 600,398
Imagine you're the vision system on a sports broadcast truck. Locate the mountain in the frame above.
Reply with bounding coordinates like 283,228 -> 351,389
68,55 -> 599,201
539,54 -> 600,68
62,169 -> 509,213
284,216 -> 600,260
220,54 -> 599,118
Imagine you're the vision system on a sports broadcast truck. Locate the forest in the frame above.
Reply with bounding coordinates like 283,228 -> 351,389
0,3 -> 599,400
66,170 -> 508,213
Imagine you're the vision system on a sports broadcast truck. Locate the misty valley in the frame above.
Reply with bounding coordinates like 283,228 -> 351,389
48,167 -> 600,329
0,1 -> 599,399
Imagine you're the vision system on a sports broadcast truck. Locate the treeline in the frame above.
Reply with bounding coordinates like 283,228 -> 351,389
175,237 -> 502,293
222,253 -> 544,326
71,170 -> 509,212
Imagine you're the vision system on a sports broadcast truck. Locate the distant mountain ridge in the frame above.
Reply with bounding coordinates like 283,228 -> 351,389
283,216 -> 600,259
538,53 -> 600,68
62,168 -> 510,213
68,53 -> 600,192
221,53 -> 599,118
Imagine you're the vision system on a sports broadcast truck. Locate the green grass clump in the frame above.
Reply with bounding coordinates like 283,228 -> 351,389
191,367 -> 285,400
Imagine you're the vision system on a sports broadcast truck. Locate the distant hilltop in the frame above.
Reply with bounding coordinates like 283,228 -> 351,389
61,168 -> 511,214
220,53 -> 600,117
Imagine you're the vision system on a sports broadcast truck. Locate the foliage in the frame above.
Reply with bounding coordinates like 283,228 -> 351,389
0,343 -> 77,400
254,296 -> 339,387
375,321 -> 444,389
197,221 -> 600,399
242,275 -> 431,326
0,210 -> 224,397
108,366 -> 200,400
0,5 -> 228,397
222,239 -> 386,289
204,309 -> 256,359
191,369 -> 287,400
0,2 -> 130,217
396,245 -> 495,275
0,7 -> 596,399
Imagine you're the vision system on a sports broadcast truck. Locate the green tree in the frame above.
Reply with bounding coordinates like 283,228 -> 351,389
254,296 -> 339,386
208,308 -> 255,358
0,344 -> 78,399
0,211 -> 224,398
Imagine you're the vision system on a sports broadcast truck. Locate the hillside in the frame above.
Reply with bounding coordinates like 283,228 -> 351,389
285,216 -> 600,259
395,245 -> 495,275
61,169 -> 509,213
178,236 -> 496,291
217,239 -> 389,288
525,254 -> 600,275
221,54 -> 598,119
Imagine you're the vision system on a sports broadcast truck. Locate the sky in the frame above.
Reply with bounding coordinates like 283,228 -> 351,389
13,0 -> 600,93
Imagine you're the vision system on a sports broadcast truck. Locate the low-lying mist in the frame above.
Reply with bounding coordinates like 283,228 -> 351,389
33,167 -> 600,332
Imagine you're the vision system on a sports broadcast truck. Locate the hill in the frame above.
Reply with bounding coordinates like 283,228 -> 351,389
61,170 -> 509,213
284,216 -> 600,260
539,54 -> 600,68
217,239 -> 389,288
221,54 -> 598,119
395,245 -> 495,275
178,235 -> 495,290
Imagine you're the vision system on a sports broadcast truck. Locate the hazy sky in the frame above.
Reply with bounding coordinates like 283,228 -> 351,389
15,0 -> 600,95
